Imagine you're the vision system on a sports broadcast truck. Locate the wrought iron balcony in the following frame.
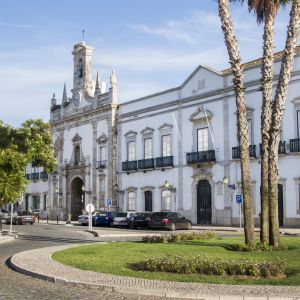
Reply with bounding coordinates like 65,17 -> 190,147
122,160 -> 138,172
138,158 -> 155,170
40,172 -> 49,180
186,150 -> 216,165
31,172 -> 40,180
96,160 -> 107,169
156,156 -> 174,168
232,145 -> 256,159
259,141 -> 286,155
290,138 -> 300,153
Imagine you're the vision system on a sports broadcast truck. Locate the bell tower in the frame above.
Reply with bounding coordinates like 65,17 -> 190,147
72,42 -> 94,94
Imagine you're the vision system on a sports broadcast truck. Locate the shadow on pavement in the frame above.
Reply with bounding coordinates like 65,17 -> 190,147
16,234 -> 98,244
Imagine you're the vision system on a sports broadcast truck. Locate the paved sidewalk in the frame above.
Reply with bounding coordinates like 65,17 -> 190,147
10,244 -> 300,300
0,234 -> 15,244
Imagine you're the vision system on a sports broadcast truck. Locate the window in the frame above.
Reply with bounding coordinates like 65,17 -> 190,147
32,195 -> 40,210
144,138 -> 153,159
162,190 -> 171,211
162,135 -> 171,157
248,119 -> 253,144
99,178 -> 105,192
128,191 -> 136,211
127,141 -> 136,161
99,146 -> 106,162
74,145 -> 80,165
297,110 -> 300,138
197,128 -> 208,152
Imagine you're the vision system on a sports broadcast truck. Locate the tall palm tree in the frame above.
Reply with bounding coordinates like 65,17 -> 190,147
268,0 -> 300,247
218,0 -> 255,246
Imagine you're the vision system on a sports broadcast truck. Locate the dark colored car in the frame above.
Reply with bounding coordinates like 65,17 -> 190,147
93,212 -> 116,226
148,212 -> 192,231
5,211 -> 35,225
129,212 -> 152,229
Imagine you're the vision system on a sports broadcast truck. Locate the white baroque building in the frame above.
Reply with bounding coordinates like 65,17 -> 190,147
24,41 -> 300,226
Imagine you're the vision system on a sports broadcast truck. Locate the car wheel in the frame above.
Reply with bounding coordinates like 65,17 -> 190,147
186,222 -> 192,230
15,219 -> 20,225
30,222 -> 34,225
169,223 -> 176,231
5,220 -> 9,225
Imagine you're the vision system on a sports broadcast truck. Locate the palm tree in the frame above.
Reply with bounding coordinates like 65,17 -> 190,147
218,0 -> 255,246
268,0 -> 300,247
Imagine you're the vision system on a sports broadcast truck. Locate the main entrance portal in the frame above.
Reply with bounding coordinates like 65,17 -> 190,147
278,184 -> 284,226
197,180 -> 212,225
70,177 -> 84,220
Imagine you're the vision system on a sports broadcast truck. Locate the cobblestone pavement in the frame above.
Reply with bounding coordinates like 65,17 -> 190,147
0,223 -> 163,300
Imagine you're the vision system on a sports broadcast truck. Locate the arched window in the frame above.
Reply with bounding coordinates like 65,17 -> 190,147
128,191 -> 136,211
78,58 -> 83,78
161,190 -> 171,211
74,145 -> 80,165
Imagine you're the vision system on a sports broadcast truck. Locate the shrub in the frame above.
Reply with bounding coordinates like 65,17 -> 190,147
233,241 -> 288,252
142,231 -> 217,243
130,255 -> 286,278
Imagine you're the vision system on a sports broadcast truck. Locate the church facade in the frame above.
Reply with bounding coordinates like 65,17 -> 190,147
23,41 -> 300,226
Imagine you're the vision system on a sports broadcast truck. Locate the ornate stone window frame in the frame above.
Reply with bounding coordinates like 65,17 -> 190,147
140,127 -> 154,159
124,131 -> 137,161
126,187 -> 137,212
294,177 -> 300,214
189,106 -> 214,152
292,97 -> 300,138
97,133 -> 108,164
71,133 -> 84,166
158,123 -> 173,157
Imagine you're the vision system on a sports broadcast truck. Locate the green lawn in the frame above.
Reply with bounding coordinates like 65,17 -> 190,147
52,237 -> 300,285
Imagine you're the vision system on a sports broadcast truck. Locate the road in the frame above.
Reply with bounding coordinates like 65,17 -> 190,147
0,222 -> 163,300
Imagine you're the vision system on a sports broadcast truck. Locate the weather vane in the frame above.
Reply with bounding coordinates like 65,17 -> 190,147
82,29 -> 85,42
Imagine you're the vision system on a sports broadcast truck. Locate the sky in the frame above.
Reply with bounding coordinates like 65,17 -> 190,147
0,0 -> 293,126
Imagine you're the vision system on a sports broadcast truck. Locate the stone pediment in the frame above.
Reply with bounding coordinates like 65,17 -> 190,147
97,133 -> 108,144
292,96 -> 300,104
124,130 -> 137,137
140,127 -> 154,134
158,123 -> 173,131
189,106 -> 213,122
72,133 -> 82,143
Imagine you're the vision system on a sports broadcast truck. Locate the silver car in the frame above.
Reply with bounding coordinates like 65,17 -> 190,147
112,212 -> 135,227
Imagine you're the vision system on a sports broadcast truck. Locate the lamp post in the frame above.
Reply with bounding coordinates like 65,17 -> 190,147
163,180 -> 176,211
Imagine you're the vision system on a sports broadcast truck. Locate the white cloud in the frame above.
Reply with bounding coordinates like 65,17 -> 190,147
0,22 -> 31,28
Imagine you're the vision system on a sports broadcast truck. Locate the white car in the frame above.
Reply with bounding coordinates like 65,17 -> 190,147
112,212 -> 135,227
78,212 -> 98,225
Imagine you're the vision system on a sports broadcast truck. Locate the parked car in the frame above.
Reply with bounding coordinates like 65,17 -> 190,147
148,212 -> 192,231
33,209 -> 42,216
129,212 -> 152,229
93,212 -> 116,226
78,211 -> 99,226
112,212 -> 135,227
5,211 -> 35,225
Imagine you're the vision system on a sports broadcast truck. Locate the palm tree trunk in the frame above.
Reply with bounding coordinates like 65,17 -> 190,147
218,0 -> 255,245
260,0 -> 275,244
269,0 -> 300,247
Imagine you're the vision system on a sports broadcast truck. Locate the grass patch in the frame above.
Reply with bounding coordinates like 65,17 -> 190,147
52,237 -> 300,285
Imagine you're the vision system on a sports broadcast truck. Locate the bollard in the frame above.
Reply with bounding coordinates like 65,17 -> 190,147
38,214 -> 39,223
47,215 -> 49,224
57,216 -> 58,224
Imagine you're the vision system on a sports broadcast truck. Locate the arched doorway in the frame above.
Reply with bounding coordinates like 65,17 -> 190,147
70,177 -> 84,220
197,180 -> 212,225
144,191 -> 152,212
278,184 -> 284,226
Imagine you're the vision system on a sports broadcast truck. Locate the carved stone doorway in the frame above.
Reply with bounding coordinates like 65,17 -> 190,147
70,177 -> 84,220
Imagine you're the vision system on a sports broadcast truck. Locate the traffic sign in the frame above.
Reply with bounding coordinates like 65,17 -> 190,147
86,203 -> 95,213
236,194 -> 242,204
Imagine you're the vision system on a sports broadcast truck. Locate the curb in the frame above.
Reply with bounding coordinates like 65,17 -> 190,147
9,245 -> 300,300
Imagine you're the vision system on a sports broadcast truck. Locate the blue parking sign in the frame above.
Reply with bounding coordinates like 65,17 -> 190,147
236,194 -> 242,204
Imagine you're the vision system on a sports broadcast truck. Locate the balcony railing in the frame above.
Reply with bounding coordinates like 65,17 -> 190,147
122,160 -> 138,172
259,141 -> 286,155
186,150 -> 216,165
138,158 -> 155,170
40,172 -> 49,180
232,145 -> 256,159
156,156 -> 174,168
31,172 -> 40,180
96,160 -> 107,169
290,138 -> 300,153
